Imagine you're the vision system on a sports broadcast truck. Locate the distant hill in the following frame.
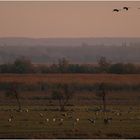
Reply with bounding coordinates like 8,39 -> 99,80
0,37 -> 140,47
0,37 -> 140,64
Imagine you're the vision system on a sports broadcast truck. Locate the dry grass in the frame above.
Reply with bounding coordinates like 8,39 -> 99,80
0,74 -> 140,85
0,105 -> 140,138
0,74 -> 140,138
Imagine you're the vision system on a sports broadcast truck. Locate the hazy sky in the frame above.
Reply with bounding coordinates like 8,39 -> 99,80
0,1 -> 140,38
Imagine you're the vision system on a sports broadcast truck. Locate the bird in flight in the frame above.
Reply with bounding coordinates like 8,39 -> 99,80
113,6 -> 140,13
113,9 -> 120,12
123,7 -> 130,11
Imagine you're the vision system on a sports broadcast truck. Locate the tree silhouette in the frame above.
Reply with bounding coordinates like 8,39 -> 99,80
5,83 -> 21,111
13,57 -> 34,73
96,82 -> 107,112
98,56 -> 110,73
52,84 -> 74,111
58,57 -> 69,73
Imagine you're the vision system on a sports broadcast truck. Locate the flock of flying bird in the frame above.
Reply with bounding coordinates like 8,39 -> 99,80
113,6 -> 140,12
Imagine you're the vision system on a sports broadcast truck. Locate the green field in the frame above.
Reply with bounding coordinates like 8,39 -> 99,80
0,74 -> 140,138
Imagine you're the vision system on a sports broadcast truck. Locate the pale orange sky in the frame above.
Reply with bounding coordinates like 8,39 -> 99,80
0,1 -> 140,38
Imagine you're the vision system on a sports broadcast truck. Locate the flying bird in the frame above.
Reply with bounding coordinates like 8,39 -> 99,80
123,7 -> 130,11
113,9 -> 120,12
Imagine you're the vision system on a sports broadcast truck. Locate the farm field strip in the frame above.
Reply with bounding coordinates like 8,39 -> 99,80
0,74 -> 140,84
0,74 -> 140,138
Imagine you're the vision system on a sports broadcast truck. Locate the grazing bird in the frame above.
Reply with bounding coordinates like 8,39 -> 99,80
46,118 -> 49,122
88,119 -> 96,124
76,118 -> 80,122
113,9 -> 120,12
61,113 -> 67,117
25,109 -> 29,113
104,119 -> 109,125
60,118 -> 64,122
104,118 -> 111,125
73,119 -> 80,131
53,118 -> 56,122
8,118 -> 12,122
39,113 -> 43,117
116,112 -> 121,116
58,118 -> 64,125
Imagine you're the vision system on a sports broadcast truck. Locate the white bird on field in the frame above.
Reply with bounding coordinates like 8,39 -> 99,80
24,109 -> 29,113
76,118 -> 80,122
46,118 -> 49,122
116,112 -> 121,116
53,118 -> 56,122
60,118 -> 63,122
8,118 -> 12,122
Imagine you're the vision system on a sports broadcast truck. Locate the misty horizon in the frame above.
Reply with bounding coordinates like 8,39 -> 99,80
0,37 -> 140,47
0,37 -> 140,64
1,36 -> 140,39
0,1 -> 140,64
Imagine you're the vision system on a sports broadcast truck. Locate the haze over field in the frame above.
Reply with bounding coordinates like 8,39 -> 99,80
0,1 -> 140,64
0,37 -> 140,64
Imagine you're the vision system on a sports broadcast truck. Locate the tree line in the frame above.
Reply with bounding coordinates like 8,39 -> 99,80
0,57 -> 140,74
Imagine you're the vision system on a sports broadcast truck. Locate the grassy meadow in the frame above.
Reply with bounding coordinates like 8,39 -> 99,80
0,74 -> 140,138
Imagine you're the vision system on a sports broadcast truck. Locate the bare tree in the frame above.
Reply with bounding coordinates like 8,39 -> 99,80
5,83 -> 21,111
97,56 -> 110,73
52,84 -> 74,111
96,82 -> 107,112
58,57 -> 69,73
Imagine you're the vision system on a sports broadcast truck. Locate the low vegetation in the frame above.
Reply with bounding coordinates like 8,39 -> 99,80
0,57 -> 140,74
